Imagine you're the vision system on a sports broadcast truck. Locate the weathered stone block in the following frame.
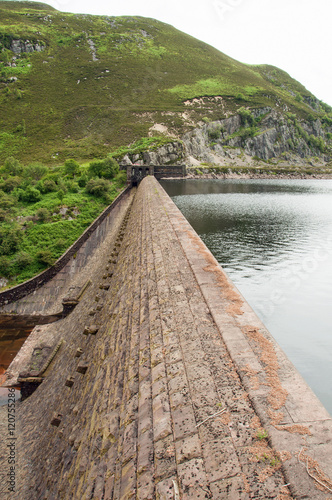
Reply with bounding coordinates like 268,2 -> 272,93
83,325 -> 99,335
51,413 -> 62,427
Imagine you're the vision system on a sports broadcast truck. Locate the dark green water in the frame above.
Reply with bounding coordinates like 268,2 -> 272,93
161,178 -> 332,415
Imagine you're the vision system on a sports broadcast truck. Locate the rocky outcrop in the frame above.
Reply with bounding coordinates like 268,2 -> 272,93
119,141 -> 185,166
10,39 -> 46,54
182,108 -> 332,166
119,110 -> 331,168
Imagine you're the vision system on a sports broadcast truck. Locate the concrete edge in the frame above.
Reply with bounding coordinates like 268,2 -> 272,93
155,179 -> 332,499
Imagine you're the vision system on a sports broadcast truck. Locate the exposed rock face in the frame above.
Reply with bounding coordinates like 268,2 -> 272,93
10,39 -> 46,54
120,110 -> 331,168
182,108 -> 332,165
119,141 -> 185,166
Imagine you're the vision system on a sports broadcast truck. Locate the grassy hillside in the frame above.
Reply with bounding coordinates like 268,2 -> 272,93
1,0 -> 330,164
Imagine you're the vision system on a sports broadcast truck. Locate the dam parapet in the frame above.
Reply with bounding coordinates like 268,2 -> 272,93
126,164 -> 186,186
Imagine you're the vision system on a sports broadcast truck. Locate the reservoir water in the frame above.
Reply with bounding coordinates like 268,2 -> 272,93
161,178 -> 332,415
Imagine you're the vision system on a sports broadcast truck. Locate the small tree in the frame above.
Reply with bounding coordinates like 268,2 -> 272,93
88,160 -> 103,178
64,159 -> 79,177
88,158 -> 119,179
100,157 -> 119,179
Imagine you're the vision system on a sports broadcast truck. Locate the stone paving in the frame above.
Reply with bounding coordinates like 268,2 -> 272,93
3,176 -> 332,499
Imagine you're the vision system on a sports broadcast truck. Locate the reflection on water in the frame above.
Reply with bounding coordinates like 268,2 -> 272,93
161,179 -> 332,415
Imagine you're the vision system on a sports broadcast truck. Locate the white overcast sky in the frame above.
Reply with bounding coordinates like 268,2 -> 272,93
30,0 -> 332,106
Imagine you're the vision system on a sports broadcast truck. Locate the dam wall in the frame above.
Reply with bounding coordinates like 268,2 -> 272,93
1,176 -> 332,499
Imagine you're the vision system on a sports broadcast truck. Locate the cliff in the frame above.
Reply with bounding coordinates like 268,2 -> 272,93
120,108 -> 332,169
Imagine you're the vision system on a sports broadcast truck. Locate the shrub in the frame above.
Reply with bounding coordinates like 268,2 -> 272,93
207,126 -> 222,141
85,178 -> 110,197
37,249 -> 55,266
57,189 -> 65,202
113,170 -> 127,188
0,191 -> 15,210
36,207 -> 50,222
322,114 -> 332,126
55,238 -> 66,249
0,226 -> 22,256
18,186 -> 42,203
0,256 -> 11,277
65,180 -> 79,193
78,174 -> 88,187
309,134 -> 325,152
3,157 -> 23,176
320,101 -> 332,113
11,251 -> 33,270
238,126 -> 259,139
295,123 -> 309,143
41,179 -> 57,193
1,176 -> 22,193
0,208 -> 8,222
103,157 -> 119,179
44,173 -> 60,184
88,160 -> 104,178
286,112 -> 297,122
238,107 -> 254,126
25,163 -> 48,180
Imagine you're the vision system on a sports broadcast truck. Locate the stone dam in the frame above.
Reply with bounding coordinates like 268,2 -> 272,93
0,176 -> 332,499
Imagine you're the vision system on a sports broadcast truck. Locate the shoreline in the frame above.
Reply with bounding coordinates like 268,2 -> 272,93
166,172 -> 332,180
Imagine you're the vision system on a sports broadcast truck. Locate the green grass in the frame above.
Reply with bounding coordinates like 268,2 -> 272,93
168,78 -> 263,100
109,135 -> 178,159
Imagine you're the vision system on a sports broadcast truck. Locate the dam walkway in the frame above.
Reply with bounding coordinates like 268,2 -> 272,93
2,177 -> 332,499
